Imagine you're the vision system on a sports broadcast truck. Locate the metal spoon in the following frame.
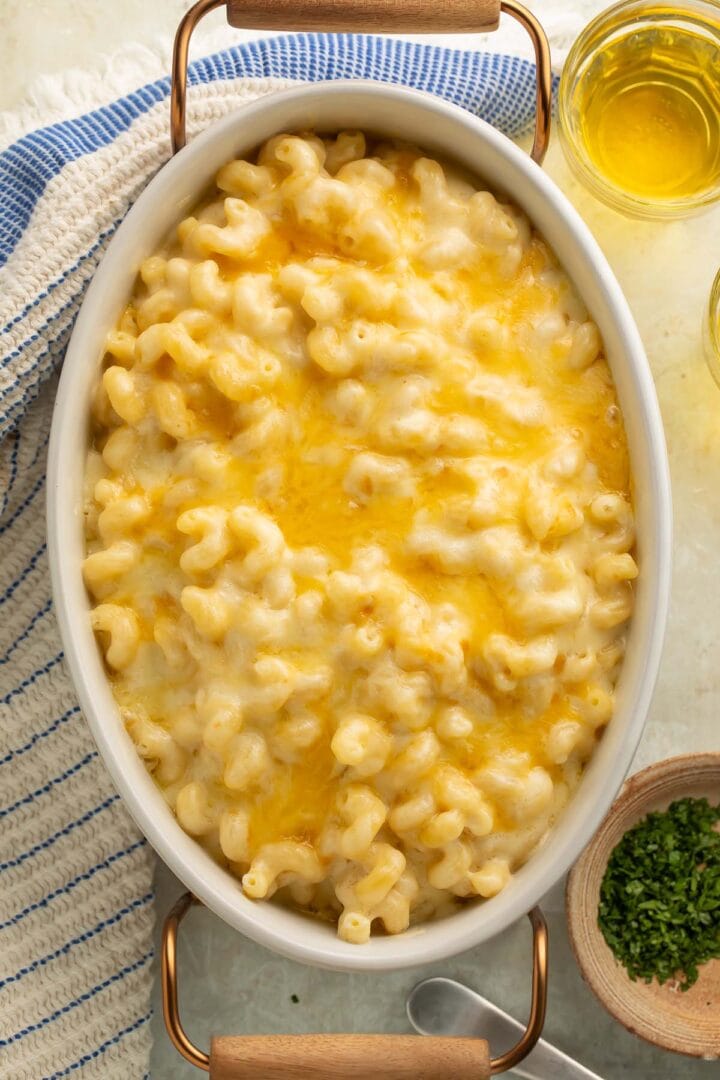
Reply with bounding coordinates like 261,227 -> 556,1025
407,977 -> 605,1080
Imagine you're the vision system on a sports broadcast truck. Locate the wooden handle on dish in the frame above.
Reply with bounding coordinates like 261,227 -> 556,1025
209,1034 -> 491,1078
226,0 -> 500,33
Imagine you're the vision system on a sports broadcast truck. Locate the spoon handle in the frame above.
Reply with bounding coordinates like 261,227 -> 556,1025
406,977 -> 603,1080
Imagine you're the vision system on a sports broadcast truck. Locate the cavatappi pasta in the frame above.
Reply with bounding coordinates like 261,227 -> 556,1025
84,132 -> 636,942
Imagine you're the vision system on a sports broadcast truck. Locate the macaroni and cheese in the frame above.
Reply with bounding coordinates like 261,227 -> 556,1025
83,132 -> 636,942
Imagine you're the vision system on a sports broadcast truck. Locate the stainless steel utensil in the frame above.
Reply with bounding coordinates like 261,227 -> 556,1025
407,976 -> 604,1080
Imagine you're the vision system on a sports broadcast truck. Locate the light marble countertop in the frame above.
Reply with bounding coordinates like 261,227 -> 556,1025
4,3 -> 720,1078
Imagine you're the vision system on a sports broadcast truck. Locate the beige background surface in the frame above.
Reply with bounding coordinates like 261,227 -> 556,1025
3,2 -> 720,1077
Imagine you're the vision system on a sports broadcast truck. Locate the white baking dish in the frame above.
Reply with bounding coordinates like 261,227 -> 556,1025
47,80 -> 671,974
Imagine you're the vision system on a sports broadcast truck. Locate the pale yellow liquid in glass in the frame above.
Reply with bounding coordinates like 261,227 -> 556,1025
575,24 -> 720,200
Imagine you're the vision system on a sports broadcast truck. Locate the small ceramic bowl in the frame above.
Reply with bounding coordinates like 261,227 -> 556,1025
567,753 -> 720,1059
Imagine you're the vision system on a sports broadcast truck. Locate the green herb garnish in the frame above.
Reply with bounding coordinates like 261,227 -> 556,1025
598,796 -> 720,991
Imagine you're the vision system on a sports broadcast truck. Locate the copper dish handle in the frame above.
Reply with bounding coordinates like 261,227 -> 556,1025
170,0 -> 551,162
161,892 -> 548,1077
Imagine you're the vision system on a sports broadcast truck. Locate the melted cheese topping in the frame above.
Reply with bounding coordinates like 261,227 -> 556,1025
83,133 -> 635,942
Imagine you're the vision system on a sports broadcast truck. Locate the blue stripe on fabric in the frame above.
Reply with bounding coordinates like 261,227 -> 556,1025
46,1010 -> 153,1079
0,472 -> 44,535
29,428 -> 51,469
0,950 -> 153,1047
1,247 -> 111,373
0,750 -> 97,819
8,432 -> 19,490
1,361 -> 66,442
0,650 -> 64,706
0,295 -> 82,438
0,794 -> 120,871
0,34 -> 540,266
0,891 -> 153,990
0,703 -> 79,765
0,540 -> 47,604
1,301 -> 75,382
0,433 -> 20,517
0,838 -> 146,931
0,219 -> 120,337
0,597 -> 53,667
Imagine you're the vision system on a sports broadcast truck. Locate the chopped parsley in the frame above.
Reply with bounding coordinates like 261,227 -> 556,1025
598,797 -> 720,991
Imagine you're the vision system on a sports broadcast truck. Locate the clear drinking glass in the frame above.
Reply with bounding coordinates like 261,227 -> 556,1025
559,0 -> 720,220
704,267 -> 720,386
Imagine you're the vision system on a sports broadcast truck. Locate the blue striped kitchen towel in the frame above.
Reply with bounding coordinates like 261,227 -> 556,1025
0,33 -> 542,1079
